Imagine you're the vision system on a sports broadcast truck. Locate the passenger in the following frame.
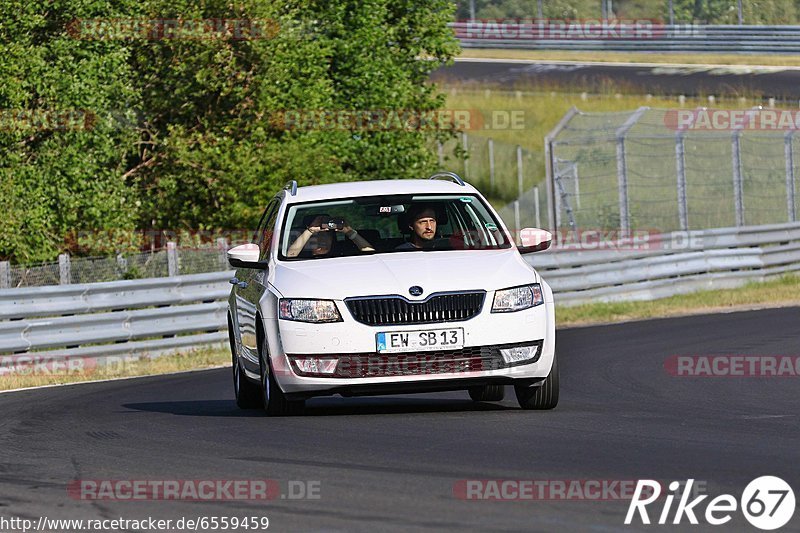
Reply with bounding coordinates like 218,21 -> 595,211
396,205 -> 438,250
286,215 -> 374,258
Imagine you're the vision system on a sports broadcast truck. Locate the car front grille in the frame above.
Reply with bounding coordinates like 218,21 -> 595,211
287,341 -> 542,379
344,291 -> 486,326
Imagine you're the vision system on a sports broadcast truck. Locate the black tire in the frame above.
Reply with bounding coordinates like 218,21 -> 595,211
258,331 -> 305,416
515,352 -> 559,410
468,384 -> 505,402
230,316 -> 261,409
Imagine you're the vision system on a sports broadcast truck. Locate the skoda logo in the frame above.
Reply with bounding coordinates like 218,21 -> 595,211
408,286 -> 424,297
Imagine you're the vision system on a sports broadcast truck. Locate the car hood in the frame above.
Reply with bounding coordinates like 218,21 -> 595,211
271,249 -> 539,300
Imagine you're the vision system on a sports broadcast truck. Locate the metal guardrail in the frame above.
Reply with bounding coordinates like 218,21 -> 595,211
0,271 -> 231,366
1,222 -> 799,369
453,23 -> 800,53
0,271 -> 230,321
529,222 -> 800,304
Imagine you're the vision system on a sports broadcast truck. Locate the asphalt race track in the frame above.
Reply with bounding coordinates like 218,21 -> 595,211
1,307 -> 798,532
432,58 -> 800,100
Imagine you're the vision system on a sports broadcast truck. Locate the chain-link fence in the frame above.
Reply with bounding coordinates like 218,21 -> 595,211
437,133 -> 539,202
0,244 -> 230,289
435,133 -> 548,230
545,106 -> 800,234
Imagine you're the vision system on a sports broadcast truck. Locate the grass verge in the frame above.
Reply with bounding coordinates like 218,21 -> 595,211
0,346 -> 229,392
557,274 -> 800,327
459,48 -> 800,67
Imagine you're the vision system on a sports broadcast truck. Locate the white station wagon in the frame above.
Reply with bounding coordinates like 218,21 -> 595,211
227,173 -> 557,415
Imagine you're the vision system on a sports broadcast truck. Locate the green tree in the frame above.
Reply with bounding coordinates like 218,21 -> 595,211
128,0 -> 459,234
0,0 -> 459,262
0,0 -> 143,262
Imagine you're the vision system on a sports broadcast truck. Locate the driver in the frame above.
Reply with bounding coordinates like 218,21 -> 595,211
287,215 -> 374,258
396,205 -> 438,250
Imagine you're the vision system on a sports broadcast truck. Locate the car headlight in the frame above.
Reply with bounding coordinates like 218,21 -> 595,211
491,284 -> 544,313
279,299 -> 342,323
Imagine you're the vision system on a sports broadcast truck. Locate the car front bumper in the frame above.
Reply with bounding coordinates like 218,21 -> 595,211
263,299 -> 556,396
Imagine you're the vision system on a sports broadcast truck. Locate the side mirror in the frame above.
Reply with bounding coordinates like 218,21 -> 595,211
227,243 -> 268,269
517,228 -> 552,254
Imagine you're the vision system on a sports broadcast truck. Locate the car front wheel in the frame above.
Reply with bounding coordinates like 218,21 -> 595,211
515,352 -> 559,410
230,317 -> 261,409
259,338 -> 304,417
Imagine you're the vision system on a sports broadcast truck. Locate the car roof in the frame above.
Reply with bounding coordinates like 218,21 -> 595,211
284,179 -> 480,204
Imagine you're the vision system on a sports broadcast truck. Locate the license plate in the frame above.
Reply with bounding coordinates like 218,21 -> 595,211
376,328 -> 464,353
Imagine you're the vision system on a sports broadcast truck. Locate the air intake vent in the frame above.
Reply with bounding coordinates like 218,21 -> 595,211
344,292 -> 485,326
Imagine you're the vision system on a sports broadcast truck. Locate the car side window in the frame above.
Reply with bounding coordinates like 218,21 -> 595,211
257,199 -> 281,261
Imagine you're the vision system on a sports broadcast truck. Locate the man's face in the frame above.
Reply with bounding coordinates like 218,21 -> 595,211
410,209 -> 437,242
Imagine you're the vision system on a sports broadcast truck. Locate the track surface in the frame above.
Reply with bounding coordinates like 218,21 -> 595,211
1,307 -> 798,532
432,58 -> 800,99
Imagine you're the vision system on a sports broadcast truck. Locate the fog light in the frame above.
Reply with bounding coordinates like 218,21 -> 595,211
293,357 -> 338,375
499,345 -> 540,364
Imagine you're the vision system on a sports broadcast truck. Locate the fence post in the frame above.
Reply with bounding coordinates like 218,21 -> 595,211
58,253 -> 71,285
545,107 -> 579,232
616,134 -> 630,235
615,107 -> 649,236
513,200 -> 521,239
731,130 -> 745,226
534,186 -> 541,228
461,132 -> 469,179
437,140 -> 444,169
0,261 -> 10,289
488,138 -> 495,194
116,253 -> 128,275
675,132 -> 689,231
516,145 -> 524,200
553,161 -> 577,230
553,159 -> 562,228
217,237 -> 230,271
785,130 -> 796,223
167,242 -> 179,277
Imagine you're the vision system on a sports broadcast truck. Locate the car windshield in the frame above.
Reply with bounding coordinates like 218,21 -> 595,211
279,194 -> 512,260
